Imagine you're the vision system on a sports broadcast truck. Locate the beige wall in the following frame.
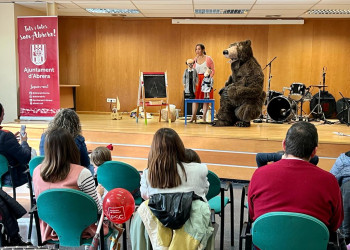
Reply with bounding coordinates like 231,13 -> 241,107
0,4 -> 17,123
0,3 -> 44,123
58,18 -> 350,115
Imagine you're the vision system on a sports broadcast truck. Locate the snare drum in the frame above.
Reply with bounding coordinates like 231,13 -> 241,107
289,83 -> 306,101
267,96 -> 292,122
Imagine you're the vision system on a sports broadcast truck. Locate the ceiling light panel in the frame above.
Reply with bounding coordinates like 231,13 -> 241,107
195,9 -> 249,14
306,9 -> 350,14
195,14 -> 247,18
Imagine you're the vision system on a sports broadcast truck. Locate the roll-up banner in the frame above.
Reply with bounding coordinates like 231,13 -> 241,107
18,16 -> 59,120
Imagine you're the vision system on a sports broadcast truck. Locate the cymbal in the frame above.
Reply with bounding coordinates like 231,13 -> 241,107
310,85 -> 328,88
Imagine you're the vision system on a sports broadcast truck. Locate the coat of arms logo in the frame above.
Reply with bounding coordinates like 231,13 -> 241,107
30,44 -> 47,66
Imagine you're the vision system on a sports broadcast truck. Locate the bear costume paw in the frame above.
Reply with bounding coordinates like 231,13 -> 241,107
234,121 -> 251,127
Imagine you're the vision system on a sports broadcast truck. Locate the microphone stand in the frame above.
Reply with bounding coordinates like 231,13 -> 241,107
263,56 -> 277,123
339,92 -> 350,126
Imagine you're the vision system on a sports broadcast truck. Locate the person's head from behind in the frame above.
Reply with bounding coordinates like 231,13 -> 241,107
48,109 -> 81,138
91,146 -> 112,167
41,127 -> 80,182
0,103 -> 4,124
185,148 -> 201,163
148,128 -> 187,189
283,121 -> 318,161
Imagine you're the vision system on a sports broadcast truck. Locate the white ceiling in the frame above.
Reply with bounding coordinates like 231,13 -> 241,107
5,0 -> 350,19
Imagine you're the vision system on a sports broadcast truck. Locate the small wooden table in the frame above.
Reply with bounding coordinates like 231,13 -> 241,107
184,99 -> 215,125
60,85 -> 80,110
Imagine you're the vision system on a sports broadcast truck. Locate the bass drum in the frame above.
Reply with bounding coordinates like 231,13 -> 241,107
267,96 -> 293,122
310,91 -> 336,119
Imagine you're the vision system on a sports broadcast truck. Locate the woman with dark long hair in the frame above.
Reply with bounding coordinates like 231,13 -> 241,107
140,128 -> 209,200
33,128 -> 104,242
190,43 -> 215,123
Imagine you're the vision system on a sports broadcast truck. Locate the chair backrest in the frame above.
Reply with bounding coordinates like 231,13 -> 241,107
37,188 -> 98,247
29,156 -> 44,177
206,170 -> 221,200
252,212 -> 329,250
97,161 -> 140,192
0,154 -> 9,187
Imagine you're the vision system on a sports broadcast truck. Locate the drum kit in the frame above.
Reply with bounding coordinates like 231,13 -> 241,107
265,83 -> 327,123
259,58 -> 329,123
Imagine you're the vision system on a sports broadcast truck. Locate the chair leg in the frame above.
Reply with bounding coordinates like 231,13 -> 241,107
220,189 -> 225,250
122,222 -> 127,250
12,186 -> 16,200
99,218 -> 105,250
28,213 -> 33,241
34,210 -> 42,246
239,186 -> 247,250
230,182 -> 234,246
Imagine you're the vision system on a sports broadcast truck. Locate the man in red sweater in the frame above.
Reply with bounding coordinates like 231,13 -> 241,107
248,121 -> 343,234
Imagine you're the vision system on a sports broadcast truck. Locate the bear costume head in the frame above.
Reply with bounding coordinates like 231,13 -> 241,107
223,40 -> 253,63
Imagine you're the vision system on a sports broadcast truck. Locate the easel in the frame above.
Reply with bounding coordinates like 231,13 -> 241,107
136,72 -> 171,124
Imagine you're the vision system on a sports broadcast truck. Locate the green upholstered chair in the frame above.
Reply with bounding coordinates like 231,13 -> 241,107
27,156 -> 44,242
37,188 -> 109,248
0,154 -> 17,200
206,170 -> 234,250
252,212 -> 329,250
97,160 -> 142,250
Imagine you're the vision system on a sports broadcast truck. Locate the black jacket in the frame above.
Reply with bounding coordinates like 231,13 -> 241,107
0,189 -> 27,237
0,129 -> 31,187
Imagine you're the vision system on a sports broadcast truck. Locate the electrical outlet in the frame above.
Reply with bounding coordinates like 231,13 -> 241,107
107,98 -> 117,103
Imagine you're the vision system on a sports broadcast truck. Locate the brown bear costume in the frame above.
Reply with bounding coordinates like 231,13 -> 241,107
214,40 -> 266,127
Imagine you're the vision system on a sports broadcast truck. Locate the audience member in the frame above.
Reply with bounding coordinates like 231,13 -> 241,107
256,150 -> 319,167
248,122 -> 343,239
0,103 -> 31,188
330,151 -> 350,186
39,109 -> 94,174
331,151 -> 350,245
185,148 -> 201,163
90,146 -> 112,198
33,128 -> 106,242
140,128 -> 209,200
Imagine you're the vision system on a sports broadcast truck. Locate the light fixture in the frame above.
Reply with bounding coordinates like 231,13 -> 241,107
86,8 -> 140,14
306,9 -> 350,15
195,9 -> 249,15
172,19 -> 304,25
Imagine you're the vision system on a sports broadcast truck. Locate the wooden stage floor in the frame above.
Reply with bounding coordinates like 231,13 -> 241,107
3,114 -> 350,181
